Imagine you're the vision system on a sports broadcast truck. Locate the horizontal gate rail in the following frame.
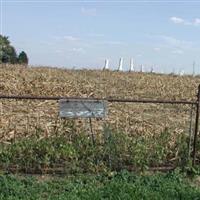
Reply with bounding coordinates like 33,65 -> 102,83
0,94 -> 197,105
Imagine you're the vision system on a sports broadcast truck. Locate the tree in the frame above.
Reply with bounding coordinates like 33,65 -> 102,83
0,35 -> 17,64
0,34 -> 28,65
6,46 -> 18,64
0,35 -> 18,64
18,51 -> 28,65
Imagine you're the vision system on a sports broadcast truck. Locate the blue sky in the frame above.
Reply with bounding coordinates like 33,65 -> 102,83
1,0 -> 200,73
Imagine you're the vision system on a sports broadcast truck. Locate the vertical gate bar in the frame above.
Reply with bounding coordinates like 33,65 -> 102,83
89,118 -> 97,165
188,104 -> 194,160
89,118 -> 95,145
192,84 -> 200,166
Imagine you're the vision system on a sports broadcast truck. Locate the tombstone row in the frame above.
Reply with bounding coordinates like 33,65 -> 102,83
103,58 -> 187,76
103,58 -> 147,72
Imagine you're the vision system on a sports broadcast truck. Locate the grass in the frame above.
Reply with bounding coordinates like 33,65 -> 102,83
0,126 -> 188,173
0,170 -> 200,200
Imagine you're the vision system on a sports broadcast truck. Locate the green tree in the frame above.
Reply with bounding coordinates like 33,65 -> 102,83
18,51 -> 28,65
0,35 -> 18,64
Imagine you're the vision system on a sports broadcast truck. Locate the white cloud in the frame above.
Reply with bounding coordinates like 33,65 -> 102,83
64,36 -> 79,41
55,50 -> 63,54
172,49 -> 184,54
93,40 -> 125,46
103,41 -> 126,45
40,41 -> 54,46
154,47 -> 160,52
158,35 -> 192,49
71,48 -> 85,54
148,34 -> 193,55
81,7 -> 97,16
194,18 -> 200,26
170,16 -> 200,26
170,17 -> 185,24
89,33 -> 104,37
52,36 -> 61,40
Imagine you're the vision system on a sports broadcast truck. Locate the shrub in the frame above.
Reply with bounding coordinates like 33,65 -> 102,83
18,51 -> 28,65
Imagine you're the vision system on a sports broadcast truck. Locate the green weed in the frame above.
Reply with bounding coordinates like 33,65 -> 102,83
0,171 -> 200,200
0,125 -> 189,174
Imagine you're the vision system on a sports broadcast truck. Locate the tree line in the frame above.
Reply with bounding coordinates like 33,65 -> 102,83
0,35 -> 28,65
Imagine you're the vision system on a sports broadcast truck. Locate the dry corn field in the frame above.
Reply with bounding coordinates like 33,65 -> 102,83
0,64 -> 199,144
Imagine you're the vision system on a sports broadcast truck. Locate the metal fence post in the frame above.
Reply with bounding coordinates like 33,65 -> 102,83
89,118 -> 95,146
192,84 -> 200,166
188,104 -> 194,160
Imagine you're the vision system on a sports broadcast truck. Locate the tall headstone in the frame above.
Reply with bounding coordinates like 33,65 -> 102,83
179,70 -> 184,76
140,64 -> 144,72
130,58 -> 134,72
104,59 -> 109,70
118,57 -> 123,71
150,66 -> 154,73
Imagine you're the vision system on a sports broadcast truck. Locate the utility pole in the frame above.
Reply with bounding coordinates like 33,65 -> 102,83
193,61 -> 196,76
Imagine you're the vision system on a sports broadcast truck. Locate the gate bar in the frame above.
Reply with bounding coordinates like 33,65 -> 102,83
0,94 -> 197,105
192,84 -> 200,166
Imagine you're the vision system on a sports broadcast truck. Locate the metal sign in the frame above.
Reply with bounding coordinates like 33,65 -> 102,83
59,99 -> 107,118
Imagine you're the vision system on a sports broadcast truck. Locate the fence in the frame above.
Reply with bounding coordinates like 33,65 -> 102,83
0,85 -> 200,173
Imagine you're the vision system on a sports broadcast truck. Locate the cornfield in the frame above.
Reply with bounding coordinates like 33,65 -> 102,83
0,64 -> 198,140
